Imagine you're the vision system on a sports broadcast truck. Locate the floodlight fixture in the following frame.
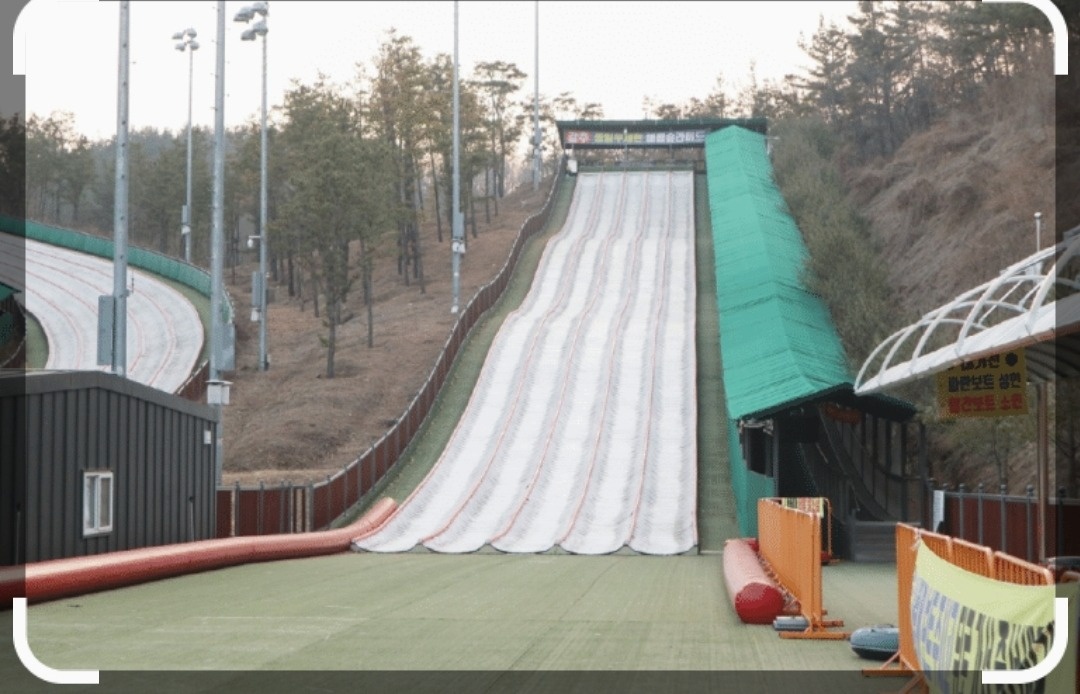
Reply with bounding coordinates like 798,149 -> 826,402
237,1 -> 271,371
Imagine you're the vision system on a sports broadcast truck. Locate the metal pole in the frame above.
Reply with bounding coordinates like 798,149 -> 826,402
976,482 -> 984,546
211,1 -> 227,482
112,1 -> 130,378
1026,484 -> 1035,562
258,27 -> 269,371
451,0 -> 462,314
999,483 -> 1007,554
1036,381 -> 1049,563
184,42 -> 195,264
532,0 -> 540,191
958,483 -> 966,540
1035,211 -> 1042,253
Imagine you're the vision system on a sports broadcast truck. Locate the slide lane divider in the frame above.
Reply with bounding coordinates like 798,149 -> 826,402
419,172 -> 630,551
562,171 -> 674,553
354,173 -> 611,551
629,172 -> 695,554
489,172 -> 652,552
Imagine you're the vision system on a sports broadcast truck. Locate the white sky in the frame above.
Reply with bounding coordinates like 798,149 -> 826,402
14,0 -> 860,141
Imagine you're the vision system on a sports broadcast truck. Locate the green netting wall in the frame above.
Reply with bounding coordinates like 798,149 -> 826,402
0,214 -> 218,311
725,418 -> 774,538
705,126 -> 852,537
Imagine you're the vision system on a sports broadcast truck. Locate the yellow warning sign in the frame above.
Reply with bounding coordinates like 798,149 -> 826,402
937,350 -> 1028,418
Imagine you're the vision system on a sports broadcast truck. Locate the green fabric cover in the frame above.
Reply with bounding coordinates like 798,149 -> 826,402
705,127 -> 852,422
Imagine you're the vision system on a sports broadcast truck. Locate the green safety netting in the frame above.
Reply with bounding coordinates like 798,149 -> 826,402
705,126 -> 855,537
705,127 -> 852,423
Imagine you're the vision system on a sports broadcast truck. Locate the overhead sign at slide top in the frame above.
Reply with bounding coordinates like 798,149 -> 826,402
563,129 -> 709,147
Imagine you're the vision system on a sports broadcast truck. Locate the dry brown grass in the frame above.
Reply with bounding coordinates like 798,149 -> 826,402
857,67 -> 1055,317
220,181 -> 552,486
851,57 -> 1056,490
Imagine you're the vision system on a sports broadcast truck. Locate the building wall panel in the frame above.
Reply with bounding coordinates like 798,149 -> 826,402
0,372 -> 218,563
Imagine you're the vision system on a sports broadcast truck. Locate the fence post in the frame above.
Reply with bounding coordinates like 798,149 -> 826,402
958,483 -> 966,541
233,481 -> 241,538
1026,484 -> 1035,563
307,483 -> 315,532
999,484 -> 1007,554
280,481 -> 289,535
1058,486 -> 1067,559
285,481 -> 292,533
258,480 -> 265,535
976,482 -> 984,546
287,483 -> 295,533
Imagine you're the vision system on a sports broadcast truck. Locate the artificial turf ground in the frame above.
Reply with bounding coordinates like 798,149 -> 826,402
7,555 -> 896,678
4,171 -> 904,690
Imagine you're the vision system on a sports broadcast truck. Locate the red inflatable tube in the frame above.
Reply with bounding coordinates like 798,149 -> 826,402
722,537 -> 785,625
0,497 -> 396,608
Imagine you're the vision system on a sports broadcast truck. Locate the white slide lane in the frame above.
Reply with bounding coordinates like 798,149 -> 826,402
0,233 -> 203,393
355,171 -> 697,555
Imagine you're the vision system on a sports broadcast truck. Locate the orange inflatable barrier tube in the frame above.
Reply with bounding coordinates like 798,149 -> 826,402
0,498 -> 396,608
722,537 -> 785,624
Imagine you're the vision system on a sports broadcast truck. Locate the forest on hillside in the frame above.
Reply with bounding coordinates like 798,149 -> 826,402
2,1 -> 1076,490
0,29 -> 605,377
647,1 -> 1073,493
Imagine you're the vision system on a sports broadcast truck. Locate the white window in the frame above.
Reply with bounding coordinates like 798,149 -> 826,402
83,471 -> 114,536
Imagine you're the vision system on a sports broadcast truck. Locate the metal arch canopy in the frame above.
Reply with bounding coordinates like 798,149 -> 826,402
855,228 -> 1080,395
853,226 -> 1080,564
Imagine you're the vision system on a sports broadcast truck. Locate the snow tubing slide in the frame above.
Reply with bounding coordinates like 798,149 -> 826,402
722,537 -> 785,624
0,497 -> 397,608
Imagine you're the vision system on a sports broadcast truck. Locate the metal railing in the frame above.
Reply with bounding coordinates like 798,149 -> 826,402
812,408 -> 922,524
925,482 -> 1080,562
216,168 -> 566,536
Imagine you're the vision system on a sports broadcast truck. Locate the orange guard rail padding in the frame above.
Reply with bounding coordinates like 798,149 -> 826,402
0,498 -> 397,609
756,498 -> 846,639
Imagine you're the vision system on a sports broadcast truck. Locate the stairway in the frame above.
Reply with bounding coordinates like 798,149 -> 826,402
846,518 -> 900,563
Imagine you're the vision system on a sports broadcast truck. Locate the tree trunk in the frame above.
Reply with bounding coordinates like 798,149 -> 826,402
430,151 -> 443,243
361,236 -> 374,348
399,223 -> 411,286
288,253 -> 296,299
326,299 -> 337,379
484,167 -> 491,224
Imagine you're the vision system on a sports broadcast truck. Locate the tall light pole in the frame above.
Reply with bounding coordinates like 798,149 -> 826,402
451,0 -> 463,314
173,27 -> 199,264
102,0 -> 130,377
532,0 -> 541,191
209,0 -> 228,482
235,2 -> 269,371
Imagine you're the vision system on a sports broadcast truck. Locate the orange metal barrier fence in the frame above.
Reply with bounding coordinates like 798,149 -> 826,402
757,498 -> 846,639
893,523 -> 1055,682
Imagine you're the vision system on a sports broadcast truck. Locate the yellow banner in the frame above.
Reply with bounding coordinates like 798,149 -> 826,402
937,350 -> 1028,418
910,542 -> 1076,693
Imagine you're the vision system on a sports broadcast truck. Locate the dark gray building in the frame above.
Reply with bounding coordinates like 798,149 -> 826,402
0,370 -> 218,564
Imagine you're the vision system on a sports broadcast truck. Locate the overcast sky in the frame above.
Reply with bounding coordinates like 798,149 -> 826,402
14,0 -> 861,141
